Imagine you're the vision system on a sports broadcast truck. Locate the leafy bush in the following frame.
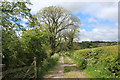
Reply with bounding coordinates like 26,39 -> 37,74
22,28 -> 52,64
38,53 -> 60,78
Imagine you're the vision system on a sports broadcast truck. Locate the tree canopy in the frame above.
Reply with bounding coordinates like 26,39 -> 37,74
1,1 -> 35,69
35,6 -> 81,55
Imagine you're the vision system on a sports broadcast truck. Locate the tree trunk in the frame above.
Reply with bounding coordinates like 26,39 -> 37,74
50,36 -> 56,56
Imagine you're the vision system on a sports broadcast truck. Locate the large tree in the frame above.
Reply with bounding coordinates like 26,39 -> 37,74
62,25 -> 80,50
35,6 -> 80,55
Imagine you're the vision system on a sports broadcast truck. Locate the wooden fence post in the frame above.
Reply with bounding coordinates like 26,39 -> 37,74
34,57 -> 37,78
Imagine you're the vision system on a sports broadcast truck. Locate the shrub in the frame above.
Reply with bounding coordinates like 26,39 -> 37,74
38,53 -> 60,78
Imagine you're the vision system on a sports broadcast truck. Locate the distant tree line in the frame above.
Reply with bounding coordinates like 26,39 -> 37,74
69,41 -> 118,50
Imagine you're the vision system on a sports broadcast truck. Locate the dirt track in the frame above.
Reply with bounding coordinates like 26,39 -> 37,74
43,55 -> 88,78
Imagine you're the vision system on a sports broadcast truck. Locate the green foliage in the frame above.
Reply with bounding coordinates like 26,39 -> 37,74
1,0 -> 81,79
22,28 -> 52,64
1,1 -> 34,70
38,53 -> 60,78
2,26 -> 56,78
64,66 -> 72,73
1,1 -> 55,79
1,1 -> 34,30
66,45 -> 119,78
2,30 -> 28,69
35,6 -> 80,55
63,56 -> 71,64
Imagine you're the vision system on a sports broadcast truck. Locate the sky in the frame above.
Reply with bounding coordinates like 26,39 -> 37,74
7,0 -> 119,42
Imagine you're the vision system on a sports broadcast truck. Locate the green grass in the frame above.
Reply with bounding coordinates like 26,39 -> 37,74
64,66 -> 73,73
38,53 -> 60,78
66,45 -> 119,78
63,56 -> 72,64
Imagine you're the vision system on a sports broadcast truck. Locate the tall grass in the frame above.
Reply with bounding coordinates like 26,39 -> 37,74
66,45 -> 119,78
37,53 -> 60,78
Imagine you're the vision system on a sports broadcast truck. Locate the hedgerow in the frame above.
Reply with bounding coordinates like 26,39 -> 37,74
66,45 -> 119,78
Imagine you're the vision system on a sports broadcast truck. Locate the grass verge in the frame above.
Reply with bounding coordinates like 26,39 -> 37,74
65,45 -> 119,78
37,53 -> 60,78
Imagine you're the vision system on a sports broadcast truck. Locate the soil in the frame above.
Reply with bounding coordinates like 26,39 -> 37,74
43,55 -> 89,78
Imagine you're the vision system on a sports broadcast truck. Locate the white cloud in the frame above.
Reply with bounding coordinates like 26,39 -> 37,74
88,18 -> 98,23
81,2 -> 118,21
28,0 -> 118,21
80,29 -> 86,32
95,5 -> 118,20
80,23 -> 118,41
29,0 -> 54,14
